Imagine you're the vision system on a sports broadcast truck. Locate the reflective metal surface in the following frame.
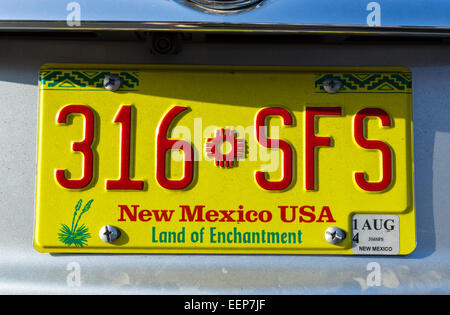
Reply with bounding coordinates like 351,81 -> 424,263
0,0 -> 449,33
186,0 -> 264,11
0,37 -> 449,293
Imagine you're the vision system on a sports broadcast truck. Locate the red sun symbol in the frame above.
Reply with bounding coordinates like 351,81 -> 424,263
205,128 -> 245,168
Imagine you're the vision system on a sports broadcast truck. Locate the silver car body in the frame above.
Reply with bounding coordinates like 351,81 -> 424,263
0,0 -> 449,294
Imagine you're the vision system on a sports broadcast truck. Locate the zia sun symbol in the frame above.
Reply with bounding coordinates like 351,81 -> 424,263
205,128 -> 245,168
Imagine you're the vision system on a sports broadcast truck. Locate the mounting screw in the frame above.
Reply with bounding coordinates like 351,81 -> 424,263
99,225 -> 121,243
103,74 -> 122,91
323,78 -> 343,93
325,226 -> 346,245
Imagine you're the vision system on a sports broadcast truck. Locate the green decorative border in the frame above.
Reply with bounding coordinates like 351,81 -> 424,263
315,73 -> 412,94
39,70 -> 139,91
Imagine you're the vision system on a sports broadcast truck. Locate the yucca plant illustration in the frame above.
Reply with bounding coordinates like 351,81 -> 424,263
58,199 -> 94,247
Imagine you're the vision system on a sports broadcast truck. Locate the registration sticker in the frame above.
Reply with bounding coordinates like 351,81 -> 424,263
352,215 -> 400,255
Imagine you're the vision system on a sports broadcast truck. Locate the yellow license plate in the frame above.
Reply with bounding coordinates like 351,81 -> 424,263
34,64 -> 415,255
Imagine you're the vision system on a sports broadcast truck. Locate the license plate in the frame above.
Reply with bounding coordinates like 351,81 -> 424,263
34,65 -> 415,255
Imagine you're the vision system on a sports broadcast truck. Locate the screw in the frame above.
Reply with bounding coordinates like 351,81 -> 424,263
325,226 -> 346,245
103,74 -> 122,91
323,78 -> 343,93
99,225 -> 121,243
